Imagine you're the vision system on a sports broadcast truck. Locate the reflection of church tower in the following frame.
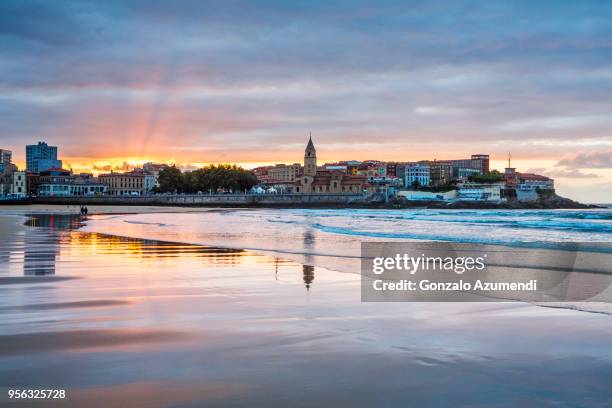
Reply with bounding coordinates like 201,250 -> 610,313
304,134 -> 317,176
303,264 -> 315,290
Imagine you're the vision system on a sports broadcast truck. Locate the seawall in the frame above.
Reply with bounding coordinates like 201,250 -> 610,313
29,193 -> 368,207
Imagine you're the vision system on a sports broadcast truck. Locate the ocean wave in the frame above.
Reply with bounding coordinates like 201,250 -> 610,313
310,223 -> 612,254
534,303 -> 612,316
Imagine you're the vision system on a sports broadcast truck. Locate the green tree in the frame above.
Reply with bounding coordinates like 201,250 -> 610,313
156,164 -> 258,194
468,170 -> 504,183
156,165 -> 184,193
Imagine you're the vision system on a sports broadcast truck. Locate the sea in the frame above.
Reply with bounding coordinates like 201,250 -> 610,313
82,208 -> 612,273
0,207 -> 611,407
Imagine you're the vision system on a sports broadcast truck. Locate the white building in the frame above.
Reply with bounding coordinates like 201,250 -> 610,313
11,171 -> 26,197
144,174 -> 157,193
457,183 -> 504,202
399,189 -> 457,201
405,164 -> 430,187
517,174 -> 554,191
38,182 -> 107,196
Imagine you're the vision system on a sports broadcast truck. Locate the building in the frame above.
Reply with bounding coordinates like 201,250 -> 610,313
344,161 -> 363,174
385,162 -> 399,178
516,173 -> 554,190
144,174 -> 157,193
457,182 -> 504,202
304,136 -> 317,177
36,169 -> 107,196
470,154 -> 490,174
323,164 -> 348,173
404,162 -> 451,187
405,163 -> 430,187
365,176 -> 402,196
11,171 -> 26,197
0,163 -> 18,196
399,189 -> 457,201
143,162 -> 169,174
142,162 -> 168,190
267,163 -> 302,182
26,141 -> 62,172
295,136 -> 367,194
395,163 -> 415,186
0,149 -> 11,172
356,161 -> 386,178
98,171 -> 146,196
440,154 -> 489,180
252,165 -> 273,184
504,157 -> 554,191
457,167 -> 481,180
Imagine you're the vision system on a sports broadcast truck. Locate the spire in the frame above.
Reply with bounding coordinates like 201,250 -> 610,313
304,132 -> 317,176
305,132 -> 315,154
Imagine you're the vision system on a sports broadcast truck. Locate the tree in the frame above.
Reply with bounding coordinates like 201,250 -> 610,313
411,179 -> 421,189
156,164 -> 258,194
156,166 -> 184,193
469,170 -> 504,183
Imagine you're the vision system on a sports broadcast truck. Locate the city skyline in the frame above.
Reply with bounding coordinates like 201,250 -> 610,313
1,1 -> 611,202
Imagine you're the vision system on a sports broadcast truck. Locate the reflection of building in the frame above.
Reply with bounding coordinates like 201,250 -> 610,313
23,229 -> 59,276
303,265 -> 315,290
21,214 -> 84,276
295,136 -> 367,193
26,141 -> 62,172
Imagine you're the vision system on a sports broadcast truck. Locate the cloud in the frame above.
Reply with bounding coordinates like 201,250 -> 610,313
497,115 -> 611,132
526,167 -> 599,178
92,162 -> 137,172
528,149 -> 610,178
413,106 -> 466,116
178,164 -> 199,172
91,164 -> 112,172
544,169 -> 599,179
1,0 -> 612,188
556,149 -> 612,169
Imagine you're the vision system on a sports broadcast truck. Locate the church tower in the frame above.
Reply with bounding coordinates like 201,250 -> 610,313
304,133 -> 317,176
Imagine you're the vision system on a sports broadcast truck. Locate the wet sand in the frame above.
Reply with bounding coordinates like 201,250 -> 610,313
0,213 -> 611,407
0,204 -> 219,215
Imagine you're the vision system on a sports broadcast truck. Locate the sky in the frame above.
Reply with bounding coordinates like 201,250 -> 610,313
1,0 -> 611,202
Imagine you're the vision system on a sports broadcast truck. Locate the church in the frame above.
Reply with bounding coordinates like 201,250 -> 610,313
295,136 -> 367,194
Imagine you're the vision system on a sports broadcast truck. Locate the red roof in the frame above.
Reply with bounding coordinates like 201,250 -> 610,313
517,173 -> 552,181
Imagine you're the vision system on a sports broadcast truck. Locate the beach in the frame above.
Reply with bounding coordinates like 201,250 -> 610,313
0,204 -> 221,215
1,207 -> 611,407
